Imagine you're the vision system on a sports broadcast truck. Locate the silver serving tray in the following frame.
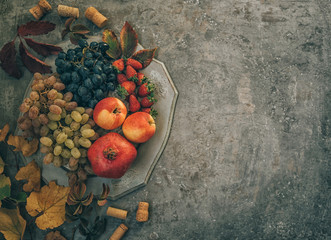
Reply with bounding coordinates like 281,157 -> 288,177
17,36 -> 178,200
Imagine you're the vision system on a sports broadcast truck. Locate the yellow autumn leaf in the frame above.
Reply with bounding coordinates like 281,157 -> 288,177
0,207 -> 26,240
7,135 -> 39,157
0,123 -> 10,142
15,160 -> 40,192
26,181 -> 70,230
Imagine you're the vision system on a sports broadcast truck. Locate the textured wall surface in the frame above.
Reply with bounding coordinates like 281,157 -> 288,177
0,0 -> 330,239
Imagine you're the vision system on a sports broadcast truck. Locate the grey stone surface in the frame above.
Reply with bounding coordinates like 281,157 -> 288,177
0,0 -> 330,239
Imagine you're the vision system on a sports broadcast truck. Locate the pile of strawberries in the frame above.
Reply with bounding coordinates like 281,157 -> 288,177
112,58 -> 157,118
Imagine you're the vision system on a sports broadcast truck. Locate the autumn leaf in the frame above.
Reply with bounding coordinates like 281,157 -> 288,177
19,42 -> 52,74
44,231 -> 67,240
0,174 -> 11,203
0,123 -> 10,142
18,21 -> 56,37
103,29 -> 121,59
0,156 -> 4,174
71,24 -> 90,35
0,208 -> 26,240
132,48 -> 157,68
120,21 -> 138,58
7,135 -> 39,157
0,41 -> 22,79
24,38 -> 62,57
64,17 -> 75,30
15,160 -> 40,192
26,181 -> 70,230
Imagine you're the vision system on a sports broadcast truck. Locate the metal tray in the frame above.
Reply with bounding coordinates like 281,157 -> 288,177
17,36 -> 178,200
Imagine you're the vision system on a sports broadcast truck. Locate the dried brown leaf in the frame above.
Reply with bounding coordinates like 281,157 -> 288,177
44,230 -> 67,240
15,160 -> 41,192
18,21 -> 56,37
24,38 -> 62,57
0,41 -> 22,79
7,135 -> 39,157
0,207 -> 26,240
26,181 -> 70,230
0,123 -> 10,142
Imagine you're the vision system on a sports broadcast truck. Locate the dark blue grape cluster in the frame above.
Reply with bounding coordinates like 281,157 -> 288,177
55,39 -> 118,108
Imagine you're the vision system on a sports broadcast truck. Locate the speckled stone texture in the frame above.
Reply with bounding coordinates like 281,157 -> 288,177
0,0 -> 330,239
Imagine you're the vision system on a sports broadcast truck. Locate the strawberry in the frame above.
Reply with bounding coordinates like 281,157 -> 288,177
117,74 -> 128,84
121,81 -> 136,95
138,82 -> 155,97
129,95 -> 140,112
112,59 -> 124,72
126,65 -> 137,79
141,108 -> 158,119
136,72 -> 147,86
140,96 -> 157,108
126,58 -> 143,70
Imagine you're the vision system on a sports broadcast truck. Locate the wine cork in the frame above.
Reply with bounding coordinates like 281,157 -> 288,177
29,0 -> 52,20
85,7 -> 108,28
58,5 -> 79,18
29,5 -> 44,20
109,224 -> 128,240
38,0 -> 51,12
136,202 -> 149,222
106,207 -> 128,220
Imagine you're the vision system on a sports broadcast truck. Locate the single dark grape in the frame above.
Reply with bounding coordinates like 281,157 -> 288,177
55,58 -> 65,67
108,73 -> 116,82
79,67 -> 89,79
73,64 -> 82,72
72,94 -> 81,104
86,52 -> 93,59
78,86 -> 88,96
78,39 -> 88,48
66,83 -> 79,93
71,71 -> 81,83
95,61 -> 104,67
101,73 -> 107,82
103,65 -> 113,75
93,65 -> 103,75
74,47 -> 82,53
99,42 -> 109,52
58,52 -> 66,59
56,67 -> 65,74
106,82 -> 115,91
83,78 -> 93,89
92,74 -> 102,86
84,59 -> 94,68
94,89 -> 105,100
94,52 -> 102,58
60,72 -> 71,84
90,41 -> 98,49
88,99 -> 98,108
64,62 -> 72,71
76,52 -> 83,60
83,92 -> 92,102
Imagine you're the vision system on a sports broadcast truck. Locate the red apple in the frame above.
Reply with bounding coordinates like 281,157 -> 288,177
122,112 -> 156,143
87,132 -> 137,178
93,97 -> 127,130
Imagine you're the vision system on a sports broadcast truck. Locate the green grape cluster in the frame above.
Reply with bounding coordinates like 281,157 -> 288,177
39,104 -> 99,171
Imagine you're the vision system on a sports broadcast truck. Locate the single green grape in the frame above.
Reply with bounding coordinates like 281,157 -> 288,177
65,139 -> 75,149
81,113 -> 89,124
47,121 -> 58,131
40,137 -> 53,147
53,145 -> 62,156
60,148 -> 71,159
71,111 -> 82,123
65,115 -> 73,125
78,137 -> 92,148
81,129 -> 95,138
48,112 -> 61,121
71,147 -> 81,159
56,132 -> 68,144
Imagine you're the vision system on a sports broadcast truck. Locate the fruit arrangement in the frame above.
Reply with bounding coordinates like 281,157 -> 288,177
17,21 -> 159,180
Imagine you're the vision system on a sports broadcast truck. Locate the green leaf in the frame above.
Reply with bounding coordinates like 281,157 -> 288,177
120,21 -> 138,58
71,24 -> 90,35
14,192 -> 27,203
102,29 -> 121,59
0,174 -> 11,202
131,48 -> 157,68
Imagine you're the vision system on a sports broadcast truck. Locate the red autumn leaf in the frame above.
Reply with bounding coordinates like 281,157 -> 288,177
0,41 -> 22,78
120,21 -> 138,58
19,42 -> 52,74
65,17 -> 75,30
18,21 -> 56,37
71,24 -> 90,35
131,48 -> 157,68
24,38 -> 62,57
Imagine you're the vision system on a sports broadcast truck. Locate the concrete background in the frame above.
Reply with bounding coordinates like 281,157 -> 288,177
0,0 -> 330,239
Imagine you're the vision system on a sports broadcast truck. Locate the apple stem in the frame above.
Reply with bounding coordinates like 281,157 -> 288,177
103,147 -> 117,160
